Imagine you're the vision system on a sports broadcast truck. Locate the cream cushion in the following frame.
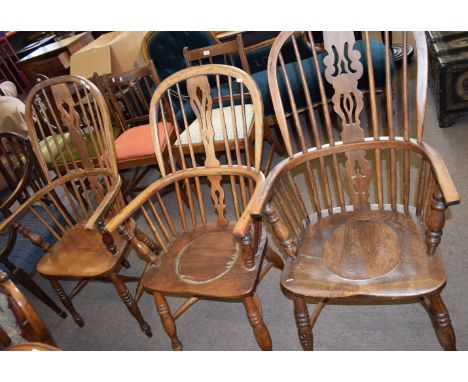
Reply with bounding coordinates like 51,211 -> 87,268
176,104 -> 254,145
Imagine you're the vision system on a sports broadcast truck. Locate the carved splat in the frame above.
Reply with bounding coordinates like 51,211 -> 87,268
187,75 -> 228,226
50,84 -> 94,171
323,32 -> 371,210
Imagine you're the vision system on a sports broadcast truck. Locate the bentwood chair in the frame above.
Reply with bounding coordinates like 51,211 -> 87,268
100,65 -> 283,350
0,76 -> 152,337
183,34 -> 285,174
0,270 -> 55,348
0,132 -> 66,318
249,32 -> 459,350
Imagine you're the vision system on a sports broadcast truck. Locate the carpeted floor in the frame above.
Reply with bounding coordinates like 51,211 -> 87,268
18,37 -> 468,351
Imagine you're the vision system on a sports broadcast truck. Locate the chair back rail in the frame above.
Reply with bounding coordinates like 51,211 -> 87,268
267,31 -> 429,214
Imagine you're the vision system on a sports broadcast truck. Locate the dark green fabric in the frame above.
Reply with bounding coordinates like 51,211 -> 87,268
252,38 -> 393,118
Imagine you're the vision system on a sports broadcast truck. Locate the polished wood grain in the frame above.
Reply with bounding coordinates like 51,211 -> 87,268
0,76 -> 152,337
104,65 -> 280,350
0,270 -> 56,348
254,31 -> 459,350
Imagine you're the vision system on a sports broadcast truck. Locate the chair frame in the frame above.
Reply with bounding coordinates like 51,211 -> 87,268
98,64 -> 284,350
0,75 -> 154,337
248,31 -> 459,350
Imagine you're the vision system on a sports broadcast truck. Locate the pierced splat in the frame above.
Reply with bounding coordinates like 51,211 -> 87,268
187,75 -> 228,226
50,83 -> 94,171
323,32 -> 371,209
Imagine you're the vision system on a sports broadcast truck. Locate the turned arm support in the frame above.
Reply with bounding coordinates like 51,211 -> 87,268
0,169 -> 116,234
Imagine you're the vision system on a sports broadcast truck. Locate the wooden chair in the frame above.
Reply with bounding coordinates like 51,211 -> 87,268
183,34 -> 285,174
101,65 -> 283,350
93,61 -> 173,198
0,132 -> 66,318
0,270 -> 55,348
248,31 -> 460,350
0,76 -> 153,337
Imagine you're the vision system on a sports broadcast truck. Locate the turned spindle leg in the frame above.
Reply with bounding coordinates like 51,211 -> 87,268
110,273 -> 152,338
243,293 -> 272,351
426,293 -> 456,350
426,185 -> 445,256
49,277 -> 84,327
154,292 -> 182,350
293,296 -> 313,351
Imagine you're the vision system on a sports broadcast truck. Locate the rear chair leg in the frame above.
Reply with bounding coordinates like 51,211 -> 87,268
265,245 -> 284,270
424,292 -> 456,350
110,272 -> 152,338
49,276 -> 84,327
154,292 -> 182,350
243,293 -> 272,350
293,296 -> 313,350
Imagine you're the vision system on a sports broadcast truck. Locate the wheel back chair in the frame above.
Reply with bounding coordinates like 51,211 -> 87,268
99,64 -> 284,350
0,76 -> 153,337
93,60 -> 173,198
0,132 -> 67,318
0,269 -> 56,348
183,34 -> 285,174
248,31 -> 460,350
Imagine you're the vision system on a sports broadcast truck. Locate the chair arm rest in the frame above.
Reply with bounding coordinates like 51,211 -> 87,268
422,142 -> 460,206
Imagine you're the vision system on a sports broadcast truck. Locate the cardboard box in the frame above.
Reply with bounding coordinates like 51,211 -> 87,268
70,31 -> 147,78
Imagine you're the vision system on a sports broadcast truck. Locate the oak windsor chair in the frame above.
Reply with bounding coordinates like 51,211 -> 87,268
0,76 -> 153,337
102,64 -> 283,350
249,31 -> 459,350
183,34 -> 285,174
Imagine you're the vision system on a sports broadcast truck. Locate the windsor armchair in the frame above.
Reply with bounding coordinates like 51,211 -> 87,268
249,31 -> 459,350
0,270 -> 55,348
0,76 -> 153,337
0,132 -> 66,317
183,34 -> 285,173
101,65 -> 283,350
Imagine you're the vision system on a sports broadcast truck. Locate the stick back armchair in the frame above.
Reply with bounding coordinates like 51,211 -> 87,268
0,75 -> 152,337
102,64 -> 284,350
250,31 -> 460,350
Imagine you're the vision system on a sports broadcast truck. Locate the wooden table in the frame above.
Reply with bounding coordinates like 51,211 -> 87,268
17,32 -> 94,81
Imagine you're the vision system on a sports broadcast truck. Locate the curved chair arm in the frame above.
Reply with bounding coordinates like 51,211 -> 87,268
0,169 -> 117,234
421,142 -> 460,206
104,167 -> 264,238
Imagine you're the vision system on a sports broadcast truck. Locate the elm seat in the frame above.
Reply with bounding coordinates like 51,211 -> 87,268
37,220 -> 134,278
252,38 -> 393,118
141,225 -> 266,298
114,122 -> 173,161
175,104 -> 254,146
281,210 -> 446,299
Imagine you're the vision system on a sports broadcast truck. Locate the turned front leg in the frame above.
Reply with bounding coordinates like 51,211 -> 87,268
293,296 -> 313,351
426,185 -> 445,256
243,293 -> 272,350
154,292 -> 182,350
